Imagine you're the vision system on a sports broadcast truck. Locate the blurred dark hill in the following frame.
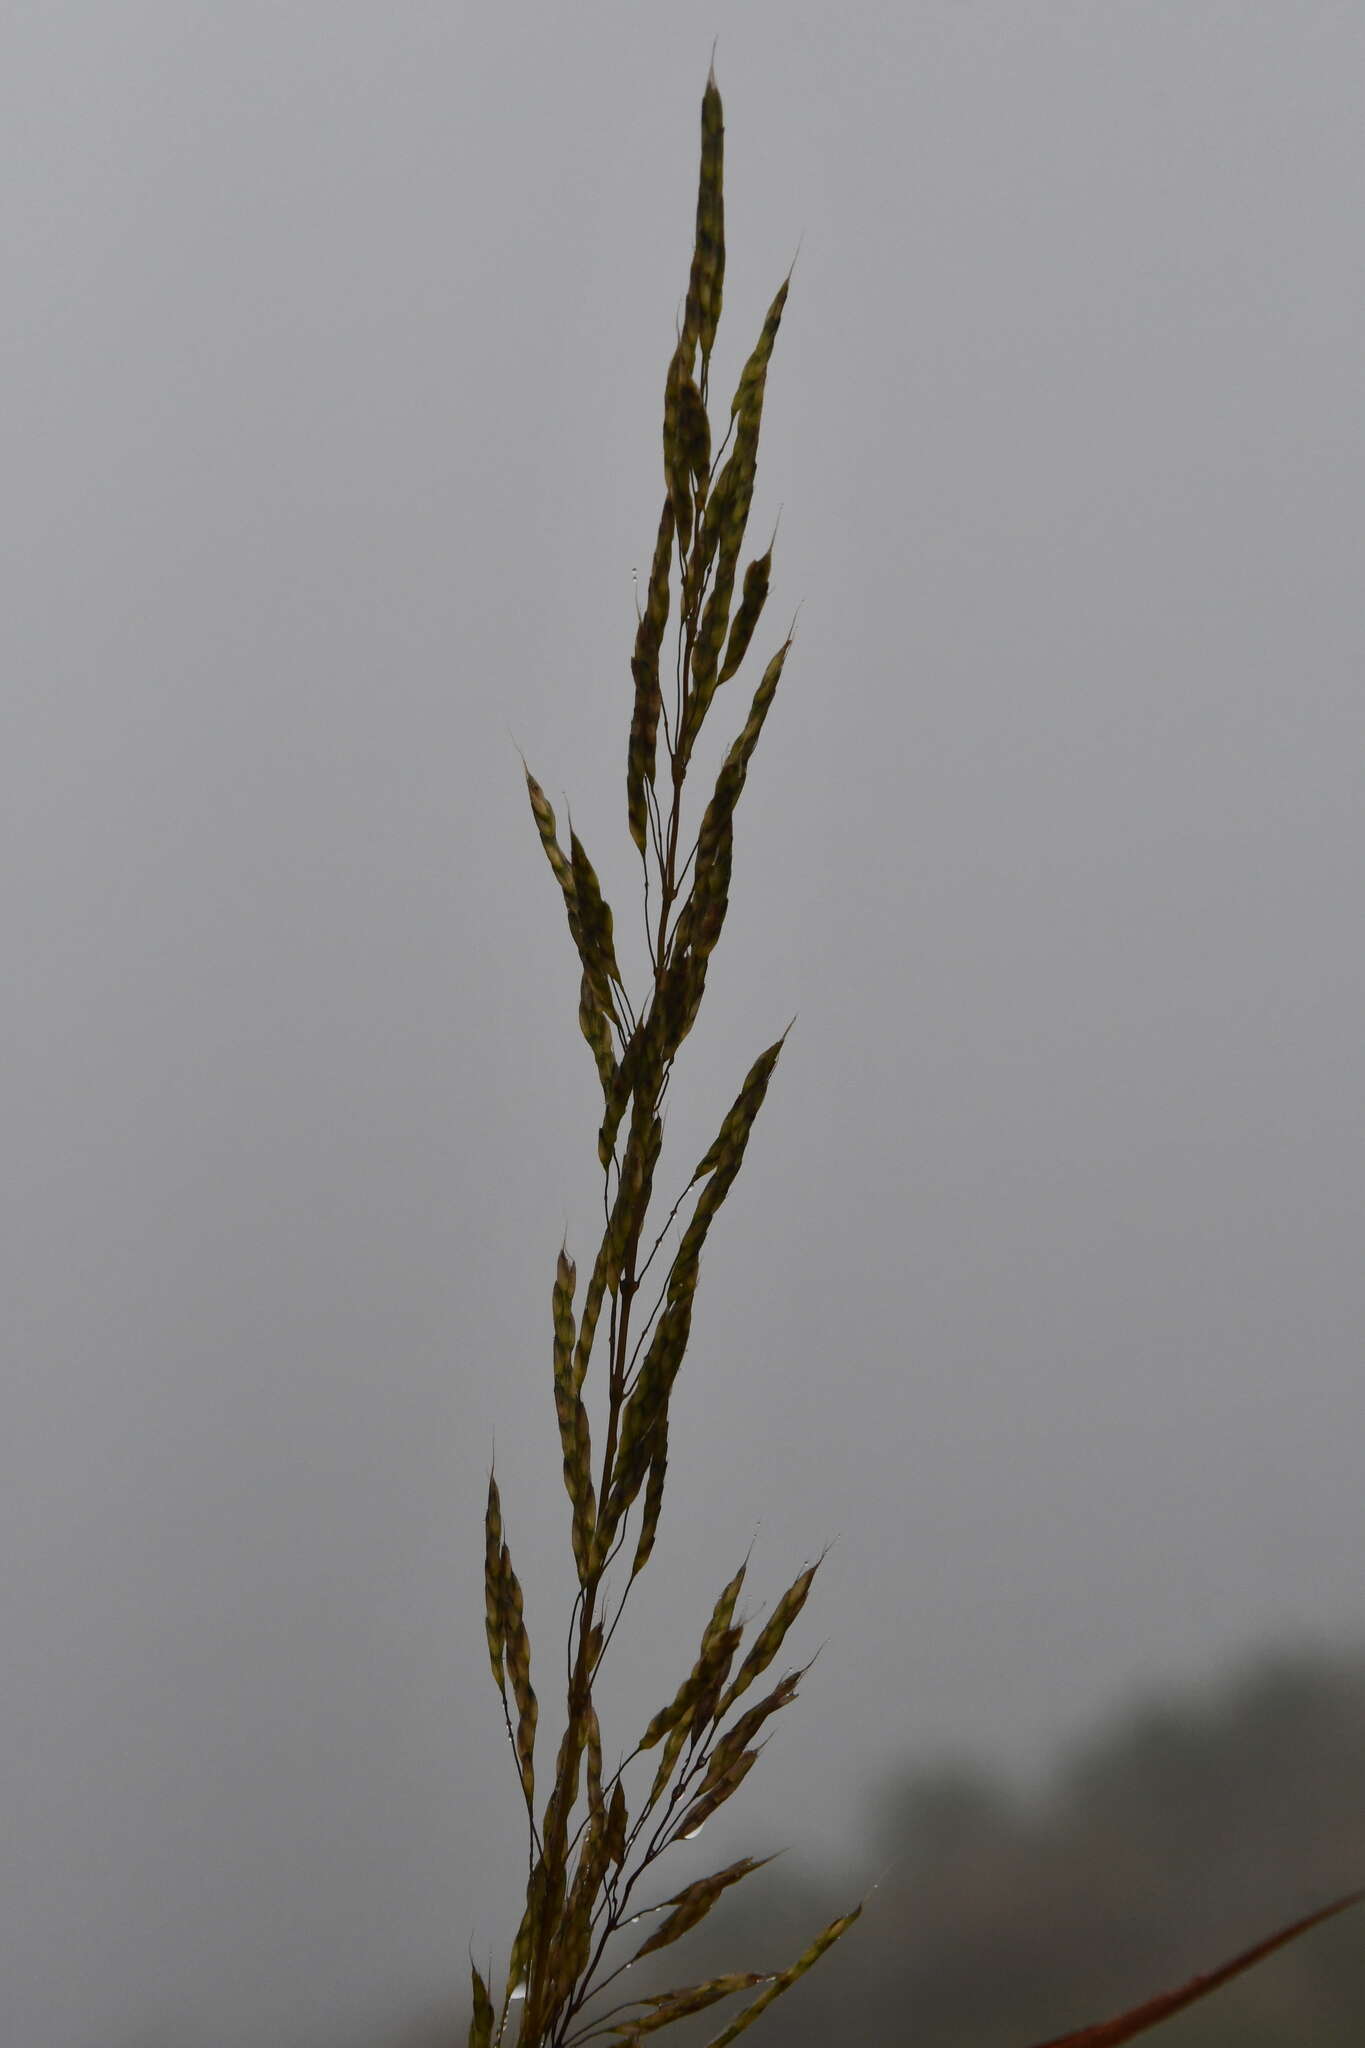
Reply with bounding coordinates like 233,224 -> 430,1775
589,1640 -> 1365,2048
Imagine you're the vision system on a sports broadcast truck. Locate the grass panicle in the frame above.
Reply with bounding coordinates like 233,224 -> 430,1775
476,69 -> 858,2048
472,63 -> 1361,2048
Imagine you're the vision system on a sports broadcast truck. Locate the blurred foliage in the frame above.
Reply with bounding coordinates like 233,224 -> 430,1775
673,1642 -> 1365,2048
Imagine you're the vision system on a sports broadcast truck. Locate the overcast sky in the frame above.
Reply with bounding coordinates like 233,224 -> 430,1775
4,5 -> 1364,2045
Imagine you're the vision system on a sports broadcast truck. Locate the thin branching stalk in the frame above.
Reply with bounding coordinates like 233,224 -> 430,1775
469,63 -> 1361,2048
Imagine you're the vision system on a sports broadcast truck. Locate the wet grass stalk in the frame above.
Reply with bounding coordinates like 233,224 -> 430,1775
470,65 -> 1361,2048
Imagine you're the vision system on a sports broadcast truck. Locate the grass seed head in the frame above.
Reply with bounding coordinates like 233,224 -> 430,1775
480,65 -> 856,2048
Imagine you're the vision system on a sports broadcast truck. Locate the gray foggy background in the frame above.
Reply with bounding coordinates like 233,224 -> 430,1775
4,5 -> 1363,2044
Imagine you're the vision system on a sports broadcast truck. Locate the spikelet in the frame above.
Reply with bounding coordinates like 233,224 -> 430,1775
672,1746 -> 759,1842
585,1701 -> 604,1825
467,1963 -> 493,2048
522,761 -> 575,906
631,1414 -> 668,1578
579,970 -> 617,1096
684,66 -> 725,371
715,1556 -> 823,1719
699,1907 -> 863,2048
499,1537 -> 536,1806
604,1779 -> 628,1867
525,765 -> 625,1068
662,339 -> 696,546
550,1245 -> 597,1582
627,502 -> 673,853
689,640 -> 792,960
607,1035 -> 785,1541
606,1975 -> 770,2038
504,1861 -> 545,2012
568,826 -> 623,1025
631,1856 -> 775,1962
717,531 -> 774,686
698,1665 -> 806,1798
683,279 -> 791,760
482,1471 -> 505,1696
638,1619 -> 743,1754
